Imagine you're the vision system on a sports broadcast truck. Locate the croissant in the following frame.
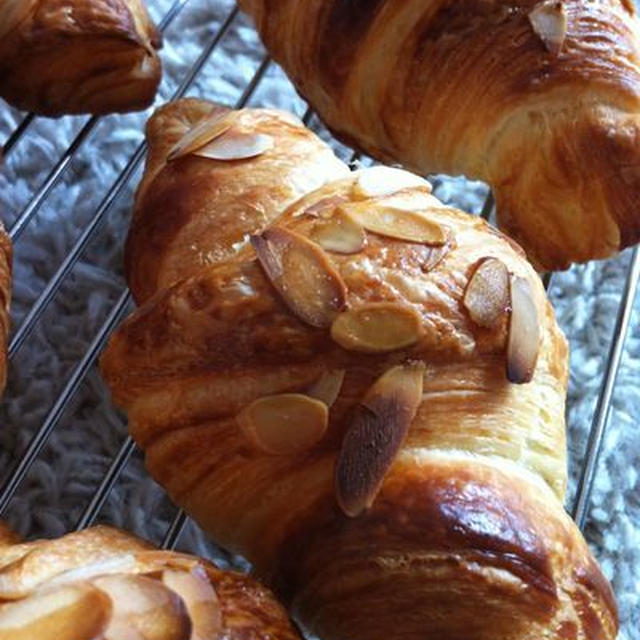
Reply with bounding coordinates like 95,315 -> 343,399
238,0 -> 640,271
0,226 -> 10,396
101,100 -> 618,640
0,523 -> 301,639
0,0 -> 161,116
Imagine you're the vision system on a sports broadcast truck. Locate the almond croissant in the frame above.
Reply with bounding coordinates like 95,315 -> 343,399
0,0 -> 161,116
101,100 -> 618,640
238,0 -> 640,271
0,523 -> 301,639
0,225 -> 11,397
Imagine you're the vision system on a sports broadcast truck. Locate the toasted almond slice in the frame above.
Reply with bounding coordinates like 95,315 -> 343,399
167,111 -> 233,161
311,209 -> 366,254
354,167 -> 432,199
335,362 -> 425,517
463,258 -> 510,329
528,1 -> 567,56
331,303 -> 422,353
194,131 -> 274,161
252,227 -> 347,327
93,574 -> 190,640
507,276 -> 541,384
298,195 -> 348,218
307,370 -> 346,407
237,393 -> 328,455
0,583 -> 110,640
162,568 -> 222,640
342,203 -> 447,245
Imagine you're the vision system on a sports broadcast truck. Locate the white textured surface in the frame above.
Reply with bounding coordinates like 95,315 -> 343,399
0,1 -> 638,637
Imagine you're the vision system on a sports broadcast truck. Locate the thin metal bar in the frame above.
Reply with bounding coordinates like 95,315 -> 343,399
9,6 -> 240,359
52,37 -> 273,528
161,511 -> 188,550
6,0 -> 191,242
236,56 -> 271,108
1,0 -> 187,158
75,436 -> 136,531
0,289 -> 132,516
302,106 -> 314,126
480,190 -> 494,220
543,272 -> 553,291
156,0 -> 189,30
572,247 -> 640,529
8,116 -> 97,241
2,113 -> 35,158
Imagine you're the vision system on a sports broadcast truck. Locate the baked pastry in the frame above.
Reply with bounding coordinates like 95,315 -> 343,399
125,98 -> 349,304
101,102 -> 618,640
0,225 -> 11,396
238,0 -> 640,271
0,523 -> 302,639
0,0 -> 161,116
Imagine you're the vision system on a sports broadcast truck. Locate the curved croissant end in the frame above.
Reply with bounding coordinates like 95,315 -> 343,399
238,0 -> 640,270
0,524 -> 302,639
125,98 -> 349,304
0,0 -> 161,116
101,100 -> 617,640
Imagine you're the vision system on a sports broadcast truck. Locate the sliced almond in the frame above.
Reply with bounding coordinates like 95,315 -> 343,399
194,131 -> 274,161
507,276 -> 541,384
237,393 -> 328,455
251,226 -> 347,327
341,203 -> 447,245
311,209 -> 366,254
93,574 -> 190,640
331,303 -> 422,353
298,195 -> 348,218
162,567 -> 222,640
354,167 -> 432,199
335,362 -> 425,517
463,258 -> 510,329
0,583 -> 110,640
307,370 -> 346,407
167,111 -> 233,161
528,1 -> 567,56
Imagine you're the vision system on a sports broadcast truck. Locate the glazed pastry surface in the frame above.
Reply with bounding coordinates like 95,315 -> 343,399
0,524 -> 302,639
239,0 -> 640,270
0,226 -> 11,397
101,99 -> 618,640
0,0 -> 161,116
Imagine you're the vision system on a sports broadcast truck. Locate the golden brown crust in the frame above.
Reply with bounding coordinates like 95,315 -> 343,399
0,525 -> 301,639
0,226 -> 11,397
0,0 -> 161,116
101,103 -> 617,640
239,0 -> 640,270
126,98 -> 349,304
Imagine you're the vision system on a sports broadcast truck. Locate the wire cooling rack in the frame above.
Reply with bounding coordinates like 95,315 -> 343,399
0,0 -> 638,633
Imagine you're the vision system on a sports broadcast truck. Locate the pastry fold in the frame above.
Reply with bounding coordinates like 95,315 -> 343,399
101,99 -> 618,640
0,523 -> 301,639
0,0 -> 161,116
239,0 -> 640,270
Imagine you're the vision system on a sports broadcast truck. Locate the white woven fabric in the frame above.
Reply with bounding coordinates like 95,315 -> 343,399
0,1 -> 638,637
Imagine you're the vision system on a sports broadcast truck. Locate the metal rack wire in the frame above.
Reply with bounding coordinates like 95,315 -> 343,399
0,0 -> 638,621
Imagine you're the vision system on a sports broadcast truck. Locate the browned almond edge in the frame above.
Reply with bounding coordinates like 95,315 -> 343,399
251,226 -> 347,328
506,275 -> 541,384
528,0 -> 567,56
335,362 -> 425,517
463,257 -> 510,329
